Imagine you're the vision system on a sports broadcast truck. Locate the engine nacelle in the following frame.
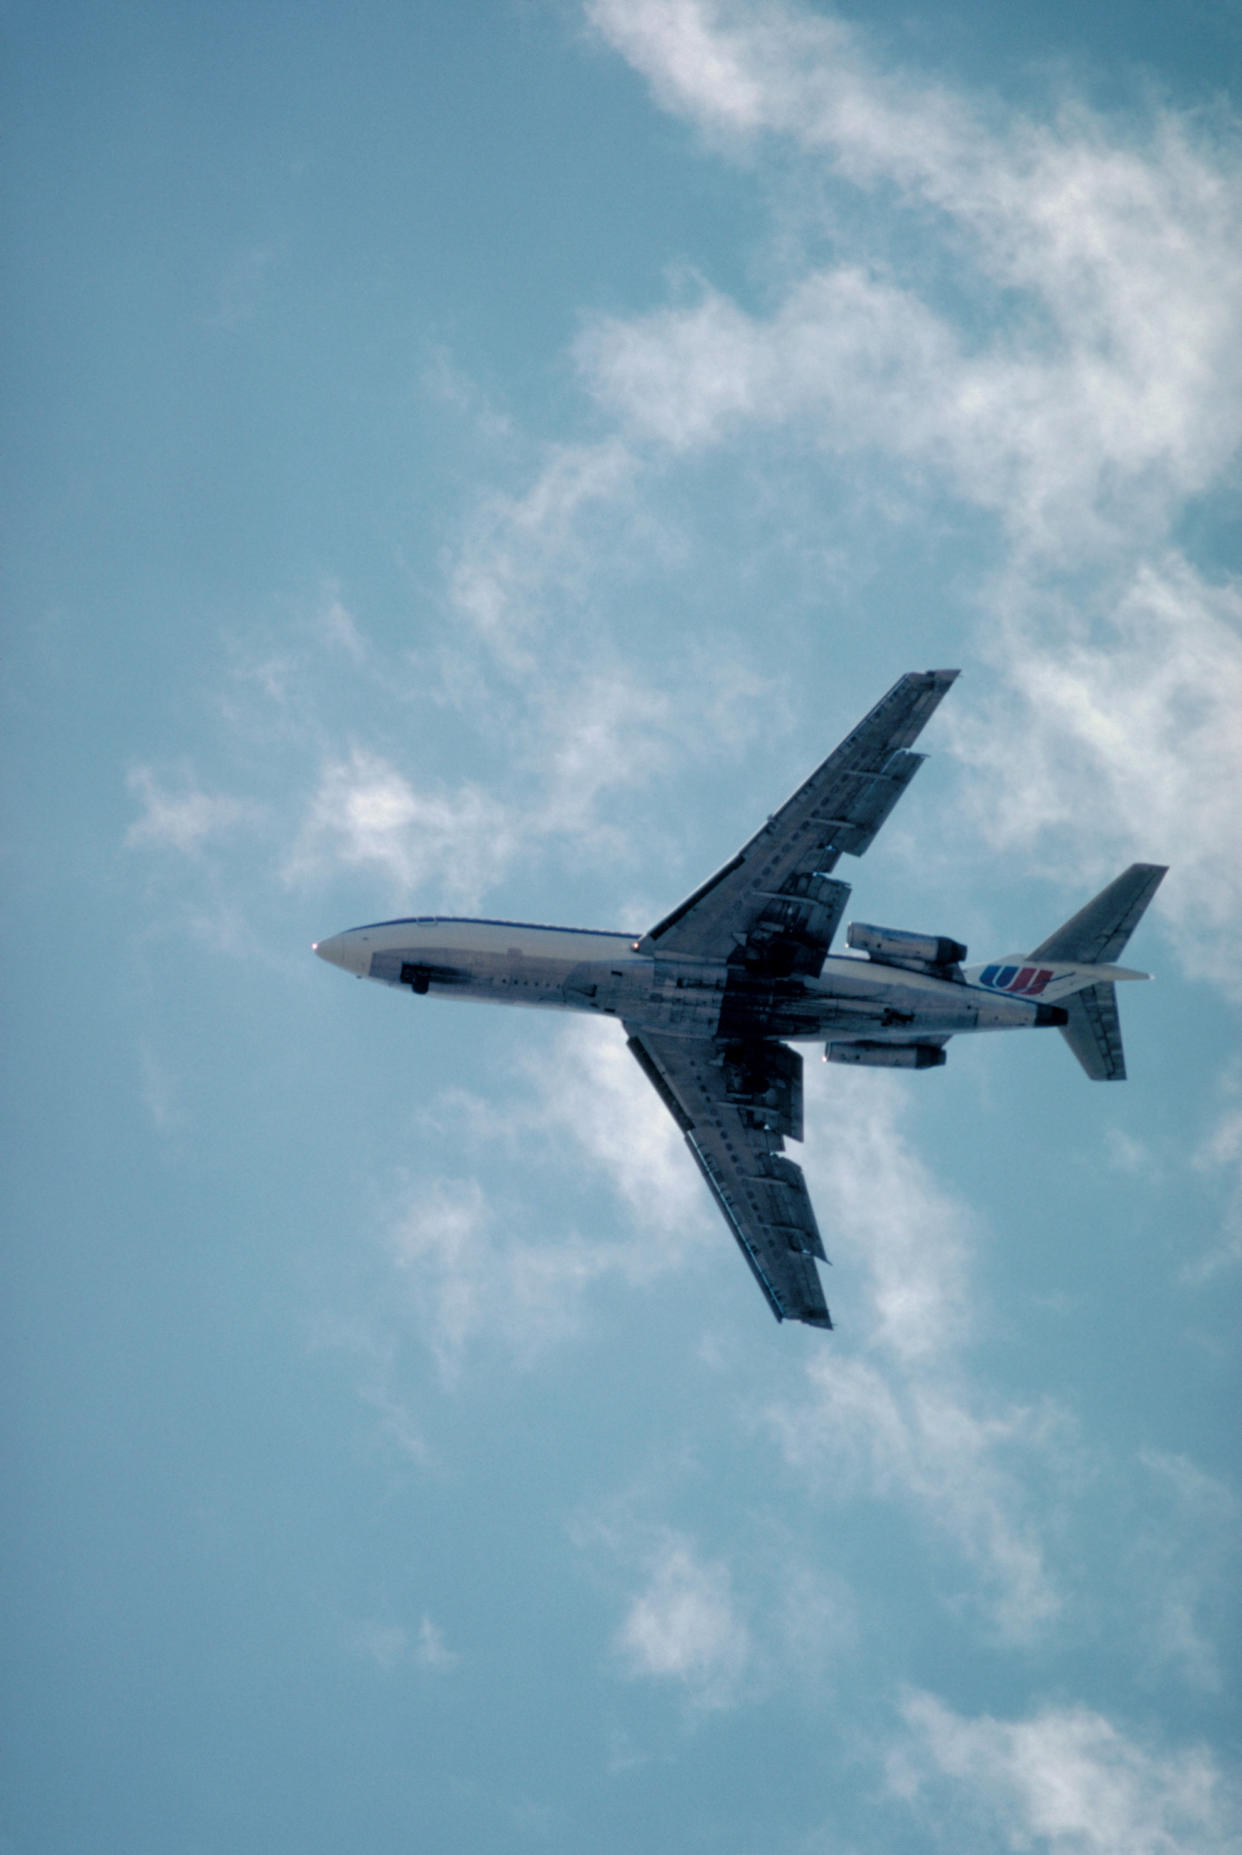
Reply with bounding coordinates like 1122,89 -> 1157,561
846,922 -> 967,968
826,1041 -> 947,1070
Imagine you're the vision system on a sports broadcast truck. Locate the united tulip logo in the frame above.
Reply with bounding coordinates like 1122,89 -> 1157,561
977,964 -> 1056,995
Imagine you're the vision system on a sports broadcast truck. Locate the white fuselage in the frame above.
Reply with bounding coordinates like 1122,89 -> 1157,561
313,917 -> 1049,1042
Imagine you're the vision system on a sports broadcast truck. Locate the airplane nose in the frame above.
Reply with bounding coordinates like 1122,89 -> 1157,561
313,932 -> 369,976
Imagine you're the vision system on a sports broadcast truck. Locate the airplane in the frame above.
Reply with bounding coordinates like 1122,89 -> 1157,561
314,670 -> 1166,1331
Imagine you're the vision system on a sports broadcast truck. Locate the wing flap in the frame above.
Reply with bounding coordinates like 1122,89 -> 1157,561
720,1039 -> 804,1140
808,748 -> 925,856
738,873 -> 852,978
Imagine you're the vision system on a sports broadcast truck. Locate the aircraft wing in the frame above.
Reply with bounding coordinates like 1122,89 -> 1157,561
638,670 -> 959,971
625,1029 -> 832,1328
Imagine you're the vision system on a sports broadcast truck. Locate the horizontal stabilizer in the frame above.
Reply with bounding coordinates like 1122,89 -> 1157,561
963,959 -> 1150,1004
1061,983 -> 1125,1080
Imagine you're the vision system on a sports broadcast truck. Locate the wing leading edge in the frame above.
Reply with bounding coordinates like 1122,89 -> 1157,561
626,1030 -> 831,1328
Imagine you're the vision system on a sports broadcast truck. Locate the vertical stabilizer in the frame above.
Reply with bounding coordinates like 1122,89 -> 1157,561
1029,864 -> 1166,1080
1029,864 -> 1167,964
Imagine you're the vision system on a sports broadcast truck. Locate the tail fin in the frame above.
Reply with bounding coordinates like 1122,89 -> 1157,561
1030,864 -> 1166,1080
1029,864 -> 1168,965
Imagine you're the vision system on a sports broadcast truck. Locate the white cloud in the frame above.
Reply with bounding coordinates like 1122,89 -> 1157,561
379,1159 -> 647,1382
763,1065 -> 1076,1640
317,585 -> 368,662
1128,1451 -> 1241,1693
277,655 -> 725,910
586,1 -> 1242,563
1187,1069 -> 1242,1278
422,344 -> 515,446
357,1379 -> 430,1467
888,1689 -> 1240,1855
345,1614 -> 460,1675
576,259 -> 1241,564
949,558 -> 1242,995
768,1354 -> 1070,1642
380,1020 -> 714,1378
801,1066 -> 974,1364
586,0 -> 777,136
414,1614 -> 461,1673
137,1039 -> 181,1135
125,765 -> 258,854
1104,1128 -> 1157,1179
561,677 -> 671,806
385,1177 -> 502,1382
613,1529 -> 753,1710
306,1309 -> 432,1467
578,1501 -> 857,1712
134,4 -> 1242,990
576,2 -> 1242,997
447,437 -> 640,662
517,1019 -> 712,1237
282,748 -> 521,906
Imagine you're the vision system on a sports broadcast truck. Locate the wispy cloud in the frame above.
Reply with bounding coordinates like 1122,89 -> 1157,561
137,1038 -> 183,1136
282,749 -> 522,907
316,585 -> 369,663
345,1614 -> 460,1675
578,1508 -> 856,1713
447,437 -> 640,663
949,560 -> 1242,994
763,1065 -> 1076,1641
126,2 -> 1241,992
802,1067 -> 975,1364
578,0 -> 1242,988
888,1688 -> 1240,1855
308,1310 -> 431,1468
769,1356 -> 1071,1641
414,1614 -> 461,1673
588,1 -> 1242,560
125,765 -> 260,854
277,648 -> 762,912
384,1177 -> 501,1382
516,1019 -> 712,1236
1127,1450 -> 1241,1693
178,588 -> 742,920
1187,1067 -> 1242,1278
612,1529 -> 753,1710
377,1020 -> 714,1379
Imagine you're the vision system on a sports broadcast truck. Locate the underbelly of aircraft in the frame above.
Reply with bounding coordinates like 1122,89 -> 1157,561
365,938 -> 1027,1040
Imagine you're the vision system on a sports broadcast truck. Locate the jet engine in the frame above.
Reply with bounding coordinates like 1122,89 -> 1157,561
826,1041 -> 947,1069
845,922 -> 967,970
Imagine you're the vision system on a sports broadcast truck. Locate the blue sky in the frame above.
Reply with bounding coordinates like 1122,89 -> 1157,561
4,3 -> 1241,1851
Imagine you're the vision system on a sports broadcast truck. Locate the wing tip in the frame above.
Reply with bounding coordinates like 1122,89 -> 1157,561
903,667 -> 960,690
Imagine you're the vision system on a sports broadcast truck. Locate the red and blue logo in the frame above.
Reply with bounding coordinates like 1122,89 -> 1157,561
978,964 -> 1055,995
